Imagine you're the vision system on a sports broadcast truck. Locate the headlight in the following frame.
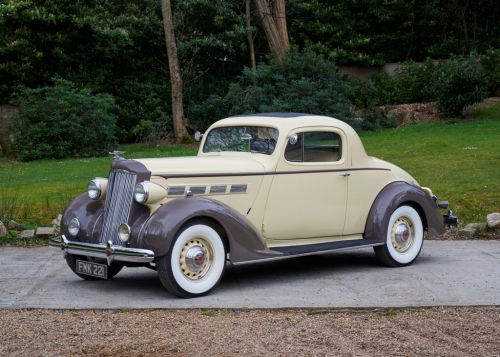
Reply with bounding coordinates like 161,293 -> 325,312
68,218 -> 80,237
87,178 -> 108,200
134,181 -> 167,205
118,223 -> 131,242
134,182 -> 149,204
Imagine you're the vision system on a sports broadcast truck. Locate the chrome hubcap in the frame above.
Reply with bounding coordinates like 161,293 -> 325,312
391,218 -> 415,253
179,238 -> 213,281
185,246 -> 205,272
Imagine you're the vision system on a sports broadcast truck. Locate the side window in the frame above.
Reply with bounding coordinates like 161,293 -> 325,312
285,132 -> 341,163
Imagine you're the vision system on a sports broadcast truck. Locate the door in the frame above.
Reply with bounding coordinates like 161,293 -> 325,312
263,129 -> 348,239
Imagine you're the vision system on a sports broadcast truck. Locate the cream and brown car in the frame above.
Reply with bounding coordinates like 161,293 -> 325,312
50,113 -> 458,298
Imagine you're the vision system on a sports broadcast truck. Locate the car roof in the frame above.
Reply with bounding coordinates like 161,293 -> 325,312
212,113 -> 356,134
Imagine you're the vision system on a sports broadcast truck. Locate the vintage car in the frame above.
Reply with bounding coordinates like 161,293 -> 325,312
50,113 -> 458,298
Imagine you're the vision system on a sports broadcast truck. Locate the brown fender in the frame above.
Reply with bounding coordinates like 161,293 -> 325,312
141,196 -> 282,263
61,193 -> 104,243
364,181 -> 445,240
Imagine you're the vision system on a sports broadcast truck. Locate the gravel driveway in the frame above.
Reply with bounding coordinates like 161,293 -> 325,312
1,307 -> 499,356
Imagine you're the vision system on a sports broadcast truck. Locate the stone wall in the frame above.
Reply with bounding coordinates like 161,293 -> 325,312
0,104 -> 21,158
339,61 -> 445,81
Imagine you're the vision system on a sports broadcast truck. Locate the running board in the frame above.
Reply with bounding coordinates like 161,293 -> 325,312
272,239 -> 385,257
233,239 -> 385,265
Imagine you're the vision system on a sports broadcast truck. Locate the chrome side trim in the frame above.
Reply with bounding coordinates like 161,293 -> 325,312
49,235 -> 155,265
231,241 -> 385,265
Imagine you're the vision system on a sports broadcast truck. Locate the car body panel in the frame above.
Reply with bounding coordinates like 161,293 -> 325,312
54,113 -> 448,275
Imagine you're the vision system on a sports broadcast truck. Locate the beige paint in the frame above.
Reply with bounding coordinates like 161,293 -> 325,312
262,126 -> 348,239
131,115 -> 422,248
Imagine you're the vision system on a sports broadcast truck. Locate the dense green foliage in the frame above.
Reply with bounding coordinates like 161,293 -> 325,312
204,50 -> 353,120
481,49 -> 500,97
347,57 -> 488,117
1,0 -> 499,152
288,0 -> 500,65
434,58 -> 488,117
10,79 -> 118,160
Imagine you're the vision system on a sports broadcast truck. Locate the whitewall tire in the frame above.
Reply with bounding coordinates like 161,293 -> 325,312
374,205 -> 424,267
157,220 -> 226,298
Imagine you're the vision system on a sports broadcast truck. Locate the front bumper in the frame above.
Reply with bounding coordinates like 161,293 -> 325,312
49,235 -> 155,265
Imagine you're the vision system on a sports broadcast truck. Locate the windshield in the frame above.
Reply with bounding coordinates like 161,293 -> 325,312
203,126 -> 279,155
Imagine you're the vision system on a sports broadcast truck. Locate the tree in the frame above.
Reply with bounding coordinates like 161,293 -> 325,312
246,0 -> 257,72
160,0 -> 191,143
253,0 -> 289,58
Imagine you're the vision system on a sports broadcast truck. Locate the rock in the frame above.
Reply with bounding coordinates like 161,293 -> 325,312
18,229 -> 35,239
486,213 -> 500,231
36,227 -> 54,237
468,223 -> 487,230
458,224 -> 478,238
52,214 -> 62,236
8,220 -> 20,230
381,102 -> 440,127
0,221 -> 7,237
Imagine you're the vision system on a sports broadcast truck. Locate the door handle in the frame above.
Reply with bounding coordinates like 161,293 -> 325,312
340,172 -> 350,177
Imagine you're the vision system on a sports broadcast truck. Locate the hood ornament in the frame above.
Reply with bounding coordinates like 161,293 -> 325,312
109,151 -> 126,161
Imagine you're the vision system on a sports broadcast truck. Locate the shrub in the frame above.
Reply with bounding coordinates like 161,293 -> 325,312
132,118 -> 173,147
393,59 -> 437,104
10,79 -> 118,161
435,57 -> 488,117
481,49 -> 500,96
193,48 -> 359,129
114,81 -> 172,141
347,60 -> 438,109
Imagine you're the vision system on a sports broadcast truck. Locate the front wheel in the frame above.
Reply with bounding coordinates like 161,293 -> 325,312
157,220 -> 226,298
374,205 -> 424,267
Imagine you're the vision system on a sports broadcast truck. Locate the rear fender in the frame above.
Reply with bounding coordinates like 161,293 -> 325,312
364,181 -> 445,240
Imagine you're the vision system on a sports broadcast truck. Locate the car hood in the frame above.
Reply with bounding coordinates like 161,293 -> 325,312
135,155 -> 266,177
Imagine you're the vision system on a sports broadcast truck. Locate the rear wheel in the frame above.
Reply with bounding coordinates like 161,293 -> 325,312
157,220 -> 226,298
374,205 -> 424,267
65,253 -> 123,280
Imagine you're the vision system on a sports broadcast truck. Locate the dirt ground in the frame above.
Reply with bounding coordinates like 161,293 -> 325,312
1,307 -> 499,357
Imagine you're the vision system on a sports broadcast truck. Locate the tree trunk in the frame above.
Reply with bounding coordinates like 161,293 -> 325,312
160,0 -> 192,143
253,0 -> 289,59
0,105 -> 18,159
272,0 -> 289,50
246,0 -> 256,72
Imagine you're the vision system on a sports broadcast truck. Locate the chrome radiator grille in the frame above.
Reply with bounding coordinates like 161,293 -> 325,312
101,169 -> 136,245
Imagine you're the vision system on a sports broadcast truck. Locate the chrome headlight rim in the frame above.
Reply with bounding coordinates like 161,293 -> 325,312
87,179 -> 102,200
134,182 -> 149,204
67,218 -> 80,237
118,223 -> 131,243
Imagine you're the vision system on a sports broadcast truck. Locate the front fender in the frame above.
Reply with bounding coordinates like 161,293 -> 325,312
61,193 -> 104,244
364,181 -> 445,240
141,196 -> 282,263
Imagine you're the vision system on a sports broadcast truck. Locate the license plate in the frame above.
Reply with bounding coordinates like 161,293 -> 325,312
76,259 -> 108,279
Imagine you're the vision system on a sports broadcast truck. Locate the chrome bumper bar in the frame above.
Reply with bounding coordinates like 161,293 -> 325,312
49,235 -> 155,265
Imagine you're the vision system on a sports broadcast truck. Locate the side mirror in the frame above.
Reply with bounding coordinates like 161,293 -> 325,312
288,134 -> 298,145
194,131 -> 203,142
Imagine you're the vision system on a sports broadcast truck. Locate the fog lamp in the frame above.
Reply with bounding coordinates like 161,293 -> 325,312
68,218 -> 80,237
118,223 -> 131,243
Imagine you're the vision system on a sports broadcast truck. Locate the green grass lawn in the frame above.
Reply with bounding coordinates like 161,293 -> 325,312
0,102 -> 499,231
0,144 -> 198,228
359,102 -> 500,224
